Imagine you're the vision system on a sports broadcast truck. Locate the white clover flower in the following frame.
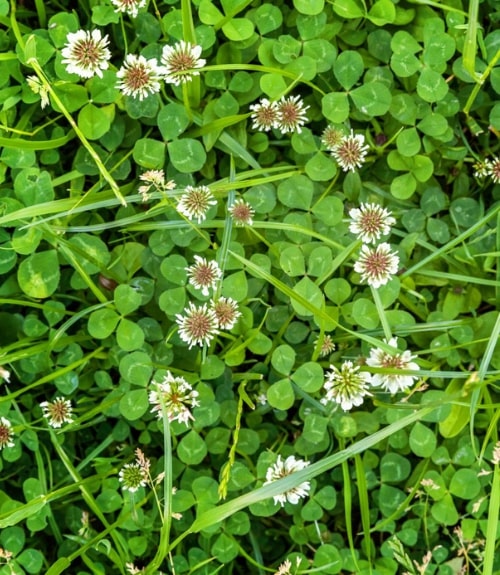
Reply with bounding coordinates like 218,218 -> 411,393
119,463 -> 147,492
186,256 -> 222,296
366,337 -> 420,393
149,371 -> 199,425
249,98 -> 280,132
321,125 -> 344,151
161,41 -> 206,85
211,297 -> 241,330
349,203 -> 396,244
321,361 -> 372,411
487,157 -> 500,183
40,397 -> 74,428
176,302 -> 220,348
353,242 -> 399,288
228,198 -> 255,226
138,170 -> 175,201
110,0 -> 146,18
0,366 -> 10,383
331,130 -> 369,172
274,559 -> 292,575
116,54 -> 163,100
177,185 -> 217,223
61,29 -> 111,79
26,75 -> 50,109
315,334 -> 336,357
473,160 -> 492,179
264,455 -> 311,506
492,441 -> 500,465
0,417 -> 14,450
276,95 -> 309,134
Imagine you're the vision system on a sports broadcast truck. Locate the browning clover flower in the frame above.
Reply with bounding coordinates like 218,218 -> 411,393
228,198 -> 254,226
331,130 -> 369,172
353,242 -> 399,288
349,203 -> 396,244
138,169 -> 175,201
61,29 -> 111,79
26,75 -> 50,109
119,463 -> 147,492
249,98 -> 280,131
321,361 -> 372,411
110,0 -> 146,18
316,334 -> 336,357
276,95 -> 309,134
149,371 -> 199,425
321,125 -> 344,151
366,337 -> 420,393
116,54 -> 163,100
161,41 -> 206,85
211,297 -> 241,329
0,417 -> 14,450
487,157 -> 500,183
274,559 -> 292,575
264,455 -> 311,506
176,302 -> 219,348
186,256 -> 222,296
40,397 -> 74,428
177,185 -> 217,223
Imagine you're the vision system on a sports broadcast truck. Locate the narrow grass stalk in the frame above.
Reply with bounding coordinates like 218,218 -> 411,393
371,286 -> 392,341
145,405 -> 173,574
341,447 -> 360,571
354,454 -> 373,570
48,430 -> 128,571
483,463 -> 499,575
462,0 -> 481,82
24,49 -> 127,206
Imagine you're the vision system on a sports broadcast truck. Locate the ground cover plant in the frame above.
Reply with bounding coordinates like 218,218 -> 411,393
0,0 -> 499,573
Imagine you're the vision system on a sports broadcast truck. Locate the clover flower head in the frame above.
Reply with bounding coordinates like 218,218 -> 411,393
228,198 -> 255,226
149,371 -> 199,425
61,29 -> 111,78
161,41 -> 206,85
110,0 -> 146,18
473,160 -> 492,179
321,125 -> 344,151
177,185 -> 217,223
249,98 -> 280,132
264,455 -> 311,506
138,170 -> 175,201
316,334 -> 336,357
176,302 -> 219,348
211,297 -> 241,330
119,463 -> 147,492
276,95 -> 309,134
366,337 -> 420,393
487,157 -> 500,183
26,75 -> 50,109
492,440 -> 500,465
349,203 -> 396,244
331,130 -> 369,172
186,256 -> 222,296
321,361 -> 372,411
0,417 -> 14,450
353,242 -> 399,288
0,366 -> 10,383
40,397 -> 74,428
116,54 -> 163,100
